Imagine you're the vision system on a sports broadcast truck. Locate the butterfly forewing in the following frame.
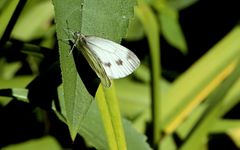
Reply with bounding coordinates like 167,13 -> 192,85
71,32 -> 140,88
73,33 -> 111,87
85,36 -> 140,79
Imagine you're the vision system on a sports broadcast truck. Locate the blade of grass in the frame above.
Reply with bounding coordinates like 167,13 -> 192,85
96,85 -> 118,150
102,82 -> 127,150
169,60 -> 236,136
0,0 -> 18,38
163,26 -> 240,135
176,60 -> 240,139
135,2 -> 161,147
0,0 -> 27,49
96,82 -> 127,150
153,1 -> 187,54
180,58 -> 240,150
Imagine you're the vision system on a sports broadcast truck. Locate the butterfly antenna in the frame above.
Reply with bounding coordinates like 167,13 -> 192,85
68,36 -> 79,55
64,20 -> 77,55
69,43 -> 75,55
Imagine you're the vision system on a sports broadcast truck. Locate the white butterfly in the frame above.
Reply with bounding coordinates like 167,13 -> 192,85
69,31 -> 140,88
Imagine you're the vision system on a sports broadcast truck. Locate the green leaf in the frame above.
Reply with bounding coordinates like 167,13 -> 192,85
167,0 -> 199,10
2,136 -> 61,150
0,60 -> 22,79
0,0 -> 19,38
160,135 -> 177,150
0,76 -> 33,88
11,0 -> 54,40
0,88 -> 28,105
53,0 -> 136,140
210,119 -> 240,133
176,103 -> 206,139
126,14 -> 145,41
53,0 -> 92,140
80,0 -> 136,42
0,88 -> 28,100
159,6 -> 187,53
210,119 -> 240,148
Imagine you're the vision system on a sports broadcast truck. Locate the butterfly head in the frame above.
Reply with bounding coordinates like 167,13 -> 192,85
73,32 -> 86,43
68,32 -> 87,54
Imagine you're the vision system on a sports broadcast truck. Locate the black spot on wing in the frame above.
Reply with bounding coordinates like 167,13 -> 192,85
116,59 -> 123,65
126,51 -> 140,67
103,62 -> 111,67
127,51 -> 136,60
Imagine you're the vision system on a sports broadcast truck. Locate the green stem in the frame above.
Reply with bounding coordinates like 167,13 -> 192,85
96,85 -> 118,150
96,82 -> 127,150
135,3 -> 161,148
103,82 -> 127,150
